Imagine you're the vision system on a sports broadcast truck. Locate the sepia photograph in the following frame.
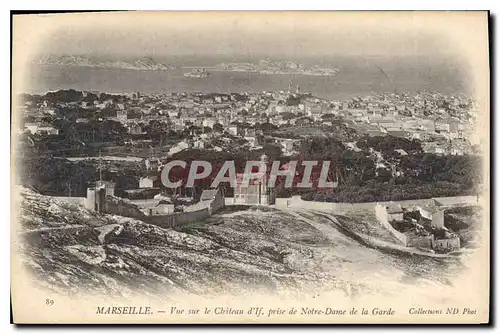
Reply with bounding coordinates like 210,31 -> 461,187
10,10 -> 490,324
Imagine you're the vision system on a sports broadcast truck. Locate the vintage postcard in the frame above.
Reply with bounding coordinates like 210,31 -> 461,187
11,11 -> 490,324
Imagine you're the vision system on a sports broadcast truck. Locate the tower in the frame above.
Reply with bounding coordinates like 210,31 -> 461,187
84,150 -> 115,212
233,154 -> 274,206
259,154 -> 269,175
258,154 -> 275,205
147,146 -> 155,171
296,85 -> 300,95
98,149 -> 102,182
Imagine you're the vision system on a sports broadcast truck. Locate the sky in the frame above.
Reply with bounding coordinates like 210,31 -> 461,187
20,11 -> 478,59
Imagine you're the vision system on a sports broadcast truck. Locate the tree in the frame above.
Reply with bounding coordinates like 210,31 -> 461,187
285,95 -> 301,106
45,89 -> 83,103
188,125 -> 202,136
281,112 -> 296,121
341,150 -> 376,185
262,144 -> 282,160
257,122 -> 278,133
213,123 -> 224,133
143,120 -> 169,146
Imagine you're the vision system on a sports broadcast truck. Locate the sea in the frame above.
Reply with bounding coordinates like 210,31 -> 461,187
23,55 -> 471,101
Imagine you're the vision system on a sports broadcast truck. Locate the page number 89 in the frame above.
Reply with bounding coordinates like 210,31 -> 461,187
45,299 -> 54,306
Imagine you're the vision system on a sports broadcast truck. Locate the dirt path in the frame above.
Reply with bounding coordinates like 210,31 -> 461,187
21,224 -> 87,235
292,208 -> 459,259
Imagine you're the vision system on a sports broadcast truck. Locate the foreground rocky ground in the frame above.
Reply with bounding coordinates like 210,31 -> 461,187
15,188 -> 469,302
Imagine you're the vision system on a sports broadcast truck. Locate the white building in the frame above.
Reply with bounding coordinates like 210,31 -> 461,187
139,174 -> 159,188
228,124 -> 238,136
202,118 -> 217,128
418,200 -> 445,229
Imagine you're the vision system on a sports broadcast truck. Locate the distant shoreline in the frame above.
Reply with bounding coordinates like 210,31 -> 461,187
24,63 -> 469,101
181,66 -> 339,77
32,63 -> 340,77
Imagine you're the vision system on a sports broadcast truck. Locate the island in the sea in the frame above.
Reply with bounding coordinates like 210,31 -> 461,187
183,68 -> 212,78
33,55 -> 177,71
211,59 -> 340,76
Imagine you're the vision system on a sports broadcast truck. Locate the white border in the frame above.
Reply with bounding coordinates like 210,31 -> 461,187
3,1 -> 497,333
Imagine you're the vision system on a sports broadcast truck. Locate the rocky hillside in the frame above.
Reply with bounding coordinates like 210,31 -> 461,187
15,188 -> 467,302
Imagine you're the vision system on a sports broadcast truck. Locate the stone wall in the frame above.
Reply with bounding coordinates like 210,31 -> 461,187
275,195 -> 478,213
100,195 -> 219,230
104,196 -> 146,219
210,193 -> 225,214
407,234 -> 434,248
374,204 -> 408,246
433,236 -> 461,251
146,208 -> 210,229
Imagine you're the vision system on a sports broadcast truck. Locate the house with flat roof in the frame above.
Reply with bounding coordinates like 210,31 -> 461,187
139,172 -> 160,189
418,200 -> 444,229
385,203 -> 404,221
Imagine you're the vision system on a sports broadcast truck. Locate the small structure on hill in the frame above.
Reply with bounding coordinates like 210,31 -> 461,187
84,180 -> 115,213
375,200 -> 461,252
418,199 -> 444,229
385,203 -> 404,221
184,188 -> 225,214
139,172 -> 160,188
232,154 -> 276,205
